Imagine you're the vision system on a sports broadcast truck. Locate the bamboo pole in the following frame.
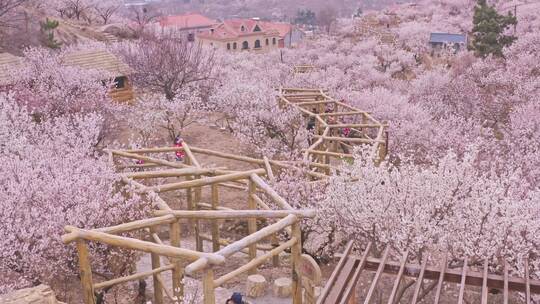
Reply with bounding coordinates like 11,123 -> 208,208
213,238 -> 298,287
77,240 -> 96,304
63,226 -> 225,264
186,214 -> 298,275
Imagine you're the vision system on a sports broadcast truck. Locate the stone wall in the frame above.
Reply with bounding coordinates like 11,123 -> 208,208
0,285 -> 65,304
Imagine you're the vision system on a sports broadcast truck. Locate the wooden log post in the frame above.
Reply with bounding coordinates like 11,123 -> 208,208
195,175 -> 203,252
150,227 -> 164,304
211,183 -> 220,252
291,222 -> 303,304
203,269 -> 216,304
77,240 -> 96,304
248,179 -> 257,274
169,220 -> 183,300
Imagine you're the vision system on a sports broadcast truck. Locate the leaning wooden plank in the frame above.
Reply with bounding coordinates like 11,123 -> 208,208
250,173 -> 294,210
263,156 -> 275,181
410,257 -> 428,304
433,253 -> 448,304
340,243 -> 373,304
481,259 -> 489,304
457,257 -> 469,304
197,202 -> 234,211
182,143 -> 201,168
364,247 -> 390,304
186,214 -> 298,275
199,234 -> 273,252
94,265 -> 175,289
504,261 -> 509,304
213,238 -> 297,287
324,254 -> 358,304
525,258 -> 531,304
387,251 -> 409,304
155,272 -> 175,301
147,169 -> 266,192
154,209 -> 316,219
62,226 -> 225,264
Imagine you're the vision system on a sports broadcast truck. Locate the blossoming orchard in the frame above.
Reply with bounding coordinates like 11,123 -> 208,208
1,0 -> 539,303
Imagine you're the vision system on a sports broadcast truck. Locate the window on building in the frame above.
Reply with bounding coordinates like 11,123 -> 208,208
254,40 -> 261,49
187,33 -> 195,42
253,24 -> 261,32
241,25 -> 245,32
265,38 -> 269,45
272,37 -> 276,45
227,43 -> 231,50
242,41 -> 249,50
233,42 -> 237,50
114,76 -> 127,89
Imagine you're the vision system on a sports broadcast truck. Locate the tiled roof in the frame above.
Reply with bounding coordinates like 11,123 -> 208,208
430,33 -> 467,44
63,49 -> 132,76
197,18 -> 292,40
0,53 -> 21,85
159,13 -> 217,29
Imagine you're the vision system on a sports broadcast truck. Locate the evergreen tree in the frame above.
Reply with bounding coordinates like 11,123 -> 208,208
470,0 -> 517,58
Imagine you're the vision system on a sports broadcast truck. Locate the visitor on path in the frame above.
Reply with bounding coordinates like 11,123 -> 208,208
174,135 -> 185,162
225,292 -> 250,304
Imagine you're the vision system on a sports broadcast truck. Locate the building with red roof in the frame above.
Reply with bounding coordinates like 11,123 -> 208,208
159,13 -> 217,42
196,18 -> 304,52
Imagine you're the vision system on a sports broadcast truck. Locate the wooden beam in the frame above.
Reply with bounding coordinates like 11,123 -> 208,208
146,169 -> 266,192
457,257 -> 468,304
481,259 -> 488,304
151,227 -> 164,304
154,209 -> 316,219
211,184 -> 220,252
186,214 -> 298,275
340,242 -> 373,304
109,150 -> 189,169
387,251 -> 409,304
62,226 -> 224,264
525,258 -> 531,304
93,265 -> 175,289
410,257 -> 428,304
123,168 -> 221,179
250,173 -> 294,210
364,247 -> 390,304
504,261 -> 509,304
313,135 -> 385,144
182,143 -> 201,168
77,240 -> 96,304
247,180 -> 257,274
433,254 -> 448,304
263,156 -> 275,181
213,238 -> 297,287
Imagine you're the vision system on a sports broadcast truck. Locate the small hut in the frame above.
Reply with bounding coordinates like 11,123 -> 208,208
0,52 -> 22,87
63,49 -> 134,103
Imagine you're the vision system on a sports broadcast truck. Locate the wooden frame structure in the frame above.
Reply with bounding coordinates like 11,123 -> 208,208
319,241 -> 540,304
278,88 -> 388,173
294,64 -> 317,74
62,143 -> 318,304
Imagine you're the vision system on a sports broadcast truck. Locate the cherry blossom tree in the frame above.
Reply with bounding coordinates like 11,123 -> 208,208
0,93 -> 151,296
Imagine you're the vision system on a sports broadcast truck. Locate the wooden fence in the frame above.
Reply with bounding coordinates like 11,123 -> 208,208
62,143 -> 319,304
278,88 -> 388,174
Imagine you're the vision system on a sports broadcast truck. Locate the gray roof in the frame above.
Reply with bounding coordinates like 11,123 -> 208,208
430,33 -> 467,44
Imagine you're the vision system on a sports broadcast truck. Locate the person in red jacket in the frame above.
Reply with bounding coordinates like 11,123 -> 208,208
174,135 -> 185,161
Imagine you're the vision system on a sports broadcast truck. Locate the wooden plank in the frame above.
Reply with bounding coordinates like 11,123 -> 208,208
504,261 -> 509,304
291,223 -> 303,304
410,257 -> 428,304
93,265 -> 175,289
481,259 -> 489,304
525,258 -> 531,304
340,243 -> 373,304
318,242 -> 355,304
211,184 -> 220,252
364,247 -> 390,304
247,180 -> 257,274
150,228 -> 164,304
387,251 -> 409,304
250,173 -> 294,210
263,156 -> 275,181
203,269 -> 215,304
433,254 -> 448,304
170,219 -> 183,300
457,257 -> 468,304
323,255 -> 356,304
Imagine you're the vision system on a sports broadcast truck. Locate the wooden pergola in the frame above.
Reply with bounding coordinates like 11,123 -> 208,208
62,143 -> 319,304
319,241 -> 540,304
278,88 -> 388,174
